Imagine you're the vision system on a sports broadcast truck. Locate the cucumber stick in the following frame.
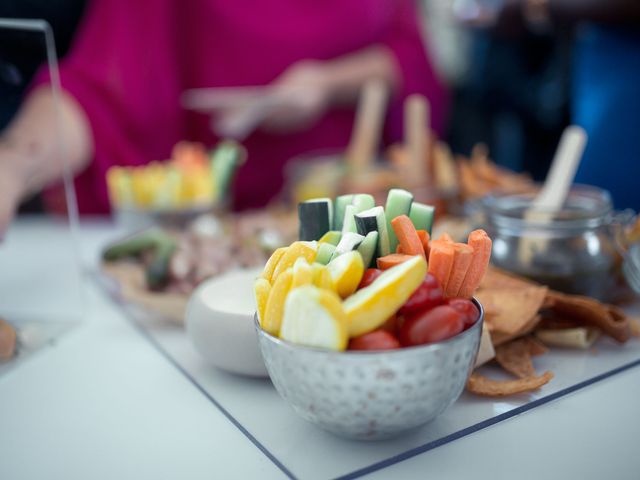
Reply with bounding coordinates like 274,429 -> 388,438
384,189 -> 414,252
409,202 -> 436,235
210,140 -> 244,200
298,198 -> 333,241
145,237 -> 177,290
341,204 -> 358,234
333,194 -> 354,230
357,231 -> 379,268
351,194 -> 375,214
102,228 -> 172,261
355,206 -> 390,257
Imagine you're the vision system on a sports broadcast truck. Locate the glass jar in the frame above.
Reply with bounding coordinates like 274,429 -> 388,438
478,185 -> 635,302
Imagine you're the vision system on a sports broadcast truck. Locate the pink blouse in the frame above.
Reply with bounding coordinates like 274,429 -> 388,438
41,0 -> 447,213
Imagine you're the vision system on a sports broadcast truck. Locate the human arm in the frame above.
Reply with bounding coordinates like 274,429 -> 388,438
0,87 -> 92,236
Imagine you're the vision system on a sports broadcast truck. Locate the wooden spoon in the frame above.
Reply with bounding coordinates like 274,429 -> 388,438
518,125 -> 587,265
344,79 -> 388,175
404,94 -> 430,187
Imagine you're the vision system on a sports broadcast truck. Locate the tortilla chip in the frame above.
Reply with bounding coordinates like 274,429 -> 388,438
494,336 -> 548,379
538,310 -> 583,330
545,291 -> 631,343
495,338 -> 536,378
490,314 -> 542,346
477,283 -> 547,336
466,371 -> 554,397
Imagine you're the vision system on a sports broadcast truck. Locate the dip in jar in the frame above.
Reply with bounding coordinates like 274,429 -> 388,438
480,185 -> 633,302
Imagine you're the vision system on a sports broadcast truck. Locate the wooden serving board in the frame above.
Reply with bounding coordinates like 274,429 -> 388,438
101,262 -> 188,324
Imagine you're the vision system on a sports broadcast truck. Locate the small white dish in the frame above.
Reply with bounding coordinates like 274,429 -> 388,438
186,268 -> 267,377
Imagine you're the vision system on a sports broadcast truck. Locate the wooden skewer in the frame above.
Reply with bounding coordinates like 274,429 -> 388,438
518,125 -> 587,265
345,79 -> 388,175
404,94 -> 430,188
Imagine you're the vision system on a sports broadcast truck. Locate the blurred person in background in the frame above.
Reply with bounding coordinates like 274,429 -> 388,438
0,0 -> 87,213
454,0 -> 640,210
0,0 -> 446,235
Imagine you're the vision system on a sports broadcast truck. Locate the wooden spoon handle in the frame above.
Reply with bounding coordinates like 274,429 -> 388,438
345,79 -> 388,173
404,94 -> 430,187
533,125 -> 587,212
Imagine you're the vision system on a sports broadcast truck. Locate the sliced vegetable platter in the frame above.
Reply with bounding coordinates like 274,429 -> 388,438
256,188 -> 492,352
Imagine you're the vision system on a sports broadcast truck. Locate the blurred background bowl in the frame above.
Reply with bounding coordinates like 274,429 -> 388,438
255,299 -> 483,440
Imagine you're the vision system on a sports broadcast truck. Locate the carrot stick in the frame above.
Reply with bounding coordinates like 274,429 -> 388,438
398,231 -> 429,256
428,240 -> 455,289
391,215 -> 425,259
377,253 -> 414,270
416,230 -> 430,257
445,243 -> 474,298
458,230 -> 493,298
438,232 -> 454,243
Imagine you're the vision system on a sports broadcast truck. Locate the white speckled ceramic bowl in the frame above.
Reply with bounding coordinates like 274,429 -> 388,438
186,269 -> 267,377
256,299 -> 484,440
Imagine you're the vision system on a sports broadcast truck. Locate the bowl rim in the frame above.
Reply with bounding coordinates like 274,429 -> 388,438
254,297 -> 484,357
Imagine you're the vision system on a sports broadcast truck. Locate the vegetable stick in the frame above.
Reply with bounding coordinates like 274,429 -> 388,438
377,253 -> 414,270
416,230 -> 430,257
391,215 -> 425,259
458,230 -> 493,298
428,240 -> 455,289
438,232 -> 454,243
445,243 -> 474,298
396,245 -> 405,254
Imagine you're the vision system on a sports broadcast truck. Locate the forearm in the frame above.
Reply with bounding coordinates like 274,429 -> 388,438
0,86 -> 93,199
321,45 -> 402,106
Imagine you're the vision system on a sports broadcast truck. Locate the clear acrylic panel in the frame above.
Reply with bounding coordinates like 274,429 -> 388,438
0,19 -> 83,375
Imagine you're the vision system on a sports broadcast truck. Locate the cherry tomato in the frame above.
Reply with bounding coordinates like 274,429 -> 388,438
358,268 -> 383,289
399,305 -> 464,346
348,330 -> 401,351
448,298 -> 480,327
399,273 -> 444,315
380,314 -> 399,336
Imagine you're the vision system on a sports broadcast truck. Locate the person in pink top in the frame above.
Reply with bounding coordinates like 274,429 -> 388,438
0,0 -> 446,231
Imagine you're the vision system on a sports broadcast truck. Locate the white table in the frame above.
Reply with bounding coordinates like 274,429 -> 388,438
1,218 -> 639,480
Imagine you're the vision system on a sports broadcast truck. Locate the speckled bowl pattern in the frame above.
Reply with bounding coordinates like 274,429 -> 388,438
255,299 -> 484,440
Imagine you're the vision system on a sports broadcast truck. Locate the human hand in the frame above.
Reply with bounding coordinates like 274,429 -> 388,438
214,60 -> 332,138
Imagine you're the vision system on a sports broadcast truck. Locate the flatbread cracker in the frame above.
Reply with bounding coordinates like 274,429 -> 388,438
466,371 -> 554,397
494,336 -> 548,379
476,286 -> 547,337
545,291 -> 631,343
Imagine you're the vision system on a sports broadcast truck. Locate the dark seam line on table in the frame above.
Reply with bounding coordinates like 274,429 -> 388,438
333,356 -> 640,480
95,275 -> 298,480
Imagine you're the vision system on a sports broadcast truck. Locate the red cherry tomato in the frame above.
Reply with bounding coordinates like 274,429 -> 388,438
399,273 -> 444,315
380,314 -> 399,336
358,268 -> 383,289
348,330 -> 401,351
448,298 -> 480,327
399,305 -> 465,346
